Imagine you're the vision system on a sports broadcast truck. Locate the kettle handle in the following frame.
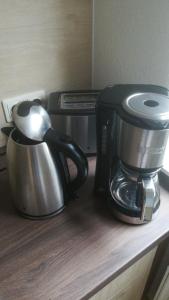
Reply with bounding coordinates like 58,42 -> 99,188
44,128 -> 88,191
1,126 -> 14,137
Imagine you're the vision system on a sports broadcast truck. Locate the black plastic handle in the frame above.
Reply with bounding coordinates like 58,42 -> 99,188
44,128 -> 88,191
1,126 -> 14,137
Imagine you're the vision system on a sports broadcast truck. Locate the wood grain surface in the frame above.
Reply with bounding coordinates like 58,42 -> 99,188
0,158 -> 169,300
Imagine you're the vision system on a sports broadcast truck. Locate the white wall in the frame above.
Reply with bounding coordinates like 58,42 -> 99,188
92,0 -> 169,89
0,0 -> 92,147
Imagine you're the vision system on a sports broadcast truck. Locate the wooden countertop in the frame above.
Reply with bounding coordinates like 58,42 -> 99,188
0,158 -> 169,300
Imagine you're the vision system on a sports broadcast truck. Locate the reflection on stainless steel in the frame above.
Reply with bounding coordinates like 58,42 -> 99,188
140,178 -> 156,222
51,115 -> 96,154
112,208 -> 159,225
60,93 -> 97,110
117,118 -> 169,169
12,103 -> 51,141
48,91 -> 98,154
7,129 -> 64,218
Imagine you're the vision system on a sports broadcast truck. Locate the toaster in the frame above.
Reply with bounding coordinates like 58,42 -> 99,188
47,90 -> 99,155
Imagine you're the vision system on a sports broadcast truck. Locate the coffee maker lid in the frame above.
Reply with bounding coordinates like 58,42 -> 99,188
123,92 -> 169,121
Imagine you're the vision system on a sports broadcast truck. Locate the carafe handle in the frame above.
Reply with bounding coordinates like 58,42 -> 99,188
139,177 -> 155,222
44,128 -> 88,191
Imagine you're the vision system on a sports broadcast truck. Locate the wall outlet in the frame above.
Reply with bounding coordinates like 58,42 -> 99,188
2,90 -> 45,122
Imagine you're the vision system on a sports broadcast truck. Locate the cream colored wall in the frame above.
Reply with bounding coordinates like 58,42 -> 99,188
0,0 -> 92,146
92,0 -> 169,89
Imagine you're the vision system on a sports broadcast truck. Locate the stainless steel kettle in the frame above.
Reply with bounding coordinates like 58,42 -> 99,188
6,127 -> 88,219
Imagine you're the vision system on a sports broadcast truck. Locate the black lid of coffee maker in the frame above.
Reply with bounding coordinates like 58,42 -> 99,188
97,84 -> 169,106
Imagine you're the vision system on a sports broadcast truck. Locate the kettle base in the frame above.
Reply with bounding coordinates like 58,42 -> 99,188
17,206 -> 65,220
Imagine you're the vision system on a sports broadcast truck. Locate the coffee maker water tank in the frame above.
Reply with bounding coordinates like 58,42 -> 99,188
118,92 -> 169,170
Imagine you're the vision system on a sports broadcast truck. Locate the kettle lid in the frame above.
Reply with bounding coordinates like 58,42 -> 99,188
122,92 -> 169,122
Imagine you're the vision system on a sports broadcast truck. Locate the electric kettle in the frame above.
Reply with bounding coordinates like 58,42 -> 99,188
3,102 -> 88,219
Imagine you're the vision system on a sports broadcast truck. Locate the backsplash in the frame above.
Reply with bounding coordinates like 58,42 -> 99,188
0,0 -> 92,147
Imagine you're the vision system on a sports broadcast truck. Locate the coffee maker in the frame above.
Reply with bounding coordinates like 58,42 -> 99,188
95,84 -> 169,224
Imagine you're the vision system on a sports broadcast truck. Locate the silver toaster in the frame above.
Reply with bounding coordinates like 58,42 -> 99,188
47,91 -> 99,155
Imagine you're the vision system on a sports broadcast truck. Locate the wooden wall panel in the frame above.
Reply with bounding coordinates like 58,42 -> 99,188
0,0 -> 92,146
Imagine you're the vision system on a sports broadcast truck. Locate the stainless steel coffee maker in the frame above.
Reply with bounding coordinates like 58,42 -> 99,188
95,85 -> 169,224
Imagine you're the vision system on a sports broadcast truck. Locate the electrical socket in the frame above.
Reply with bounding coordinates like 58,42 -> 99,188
2,90 -> 45,123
